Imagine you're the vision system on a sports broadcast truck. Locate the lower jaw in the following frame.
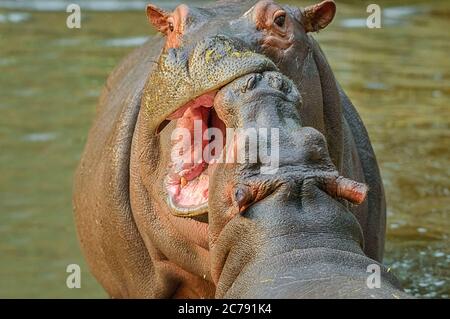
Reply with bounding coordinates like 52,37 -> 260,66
167,185 -> 208,222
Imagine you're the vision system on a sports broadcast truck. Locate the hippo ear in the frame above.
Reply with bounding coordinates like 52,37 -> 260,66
302,0 -> 336,33
146,4 -> 171,34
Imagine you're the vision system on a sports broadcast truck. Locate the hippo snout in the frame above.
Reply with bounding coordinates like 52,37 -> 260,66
210,71 -> 368,216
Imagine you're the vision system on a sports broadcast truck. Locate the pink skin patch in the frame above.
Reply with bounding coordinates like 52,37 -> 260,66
166,92 -> 219,210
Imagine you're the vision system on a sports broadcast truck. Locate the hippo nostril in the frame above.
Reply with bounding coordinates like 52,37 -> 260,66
233,185 -> 253,212
241,74 -> 261,93
284,82 -> 292,94
267,73 -> 283,91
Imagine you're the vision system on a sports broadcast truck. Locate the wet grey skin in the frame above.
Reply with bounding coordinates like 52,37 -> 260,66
73,0 -> 409,298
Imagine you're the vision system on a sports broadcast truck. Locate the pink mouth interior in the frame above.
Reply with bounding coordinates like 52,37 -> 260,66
165,92 -> 225,210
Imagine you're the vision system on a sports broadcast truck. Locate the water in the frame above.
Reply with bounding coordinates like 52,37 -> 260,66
0,0 -> 448,298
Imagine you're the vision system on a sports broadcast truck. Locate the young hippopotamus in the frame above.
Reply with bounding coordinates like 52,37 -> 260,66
73,0 -> 410,298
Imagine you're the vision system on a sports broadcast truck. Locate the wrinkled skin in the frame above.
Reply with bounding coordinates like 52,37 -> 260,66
73,0 -> 408,298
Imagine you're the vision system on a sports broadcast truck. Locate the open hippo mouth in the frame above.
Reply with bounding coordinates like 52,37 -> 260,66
162,70 -> 294,218
142,36 -> 279,218
164,90 -> 226,217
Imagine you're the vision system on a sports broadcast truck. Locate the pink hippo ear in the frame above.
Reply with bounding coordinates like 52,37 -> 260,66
146,4 -> 171,34
302,0 -> 336,33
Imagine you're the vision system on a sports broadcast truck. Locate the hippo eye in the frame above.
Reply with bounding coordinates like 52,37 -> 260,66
167,17 -> 175,33
274,12 -> 286,28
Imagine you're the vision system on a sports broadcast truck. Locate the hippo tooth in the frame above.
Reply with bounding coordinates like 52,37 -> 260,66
180,176 -> 188,188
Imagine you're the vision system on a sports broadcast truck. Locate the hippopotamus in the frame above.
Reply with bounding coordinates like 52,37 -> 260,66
73,0 -> 409,298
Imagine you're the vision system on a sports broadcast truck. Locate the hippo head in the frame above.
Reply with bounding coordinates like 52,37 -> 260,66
140,0 -> 361,220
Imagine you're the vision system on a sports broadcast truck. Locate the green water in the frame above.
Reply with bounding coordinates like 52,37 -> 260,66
0,1 -> 448,298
